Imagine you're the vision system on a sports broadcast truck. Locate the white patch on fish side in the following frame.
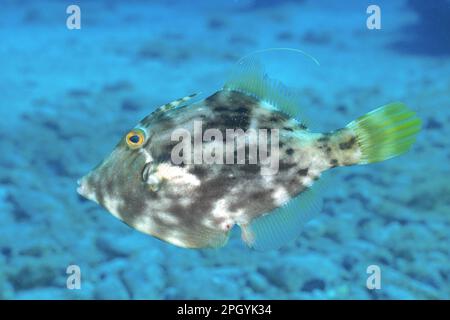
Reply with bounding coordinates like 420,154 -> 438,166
162,230 -> 191,248
207,198 -> 243,231
297,144 -> 330,174
211,199 -> 230,219
272,186 -> 290,206
133,215 -> 157,236
132,209 -> 202,248
178,197 -> 193,207
262,174 -> 275,187
301,176 -> 314,187
103,194 -> 124,219
210,199 -> 235,230
164,236 -> 190,248
156,212 -> 179,225
155,163 -> 201,188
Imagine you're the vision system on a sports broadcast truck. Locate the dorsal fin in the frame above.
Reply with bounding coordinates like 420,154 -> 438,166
223,59 -> 304,120
154,93 -> 199,114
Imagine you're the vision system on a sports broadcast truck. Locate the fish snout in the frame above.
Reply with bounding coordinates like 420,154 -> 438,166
77,176 -> 88,197
77,175 -> 97,202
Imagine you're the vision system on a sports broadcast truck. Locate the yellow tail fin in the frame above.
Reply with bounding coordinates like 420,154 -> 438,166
346,102 -> 421,164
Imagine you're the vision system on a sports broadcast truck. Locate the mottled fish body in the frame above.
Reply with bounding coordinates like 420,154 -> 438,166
77,60 -> 421,250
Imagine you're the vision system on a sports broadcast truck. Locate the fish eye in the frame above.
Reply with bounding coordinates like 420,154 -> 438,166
125,128 -> 146,149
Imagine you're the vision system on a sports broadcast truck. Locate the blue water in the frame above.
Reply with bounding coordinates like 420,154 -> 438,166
0,0 -> 449,299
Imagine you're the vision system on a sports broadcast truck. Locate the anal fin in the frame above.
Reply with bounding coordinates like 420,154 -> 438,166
241,178 -> 326,250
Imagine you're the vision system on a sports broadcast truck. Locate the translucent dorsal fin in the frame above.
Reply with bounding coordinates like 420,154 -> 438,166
241,176 -> 328,250
154,93 -> 199,114
223,58 -> 304,119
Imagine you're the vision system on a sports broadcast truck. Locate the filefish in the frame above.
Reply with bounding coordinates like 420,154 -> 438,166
77,60 -> 421,250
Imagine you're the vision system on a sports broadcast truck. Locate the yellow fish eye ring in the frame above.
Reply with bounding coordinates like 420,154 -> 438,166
125,128 -> 146,149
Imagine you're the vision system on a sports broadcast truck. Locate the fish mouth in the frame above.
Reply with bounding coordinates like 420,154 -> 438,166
76,176 -> 93,200
77,176 -> 99,203
76,178 -> 85,197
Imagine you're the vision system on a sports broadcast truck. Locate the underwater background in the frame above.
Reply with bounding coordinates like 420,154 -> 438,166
0,0 -> 449,299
